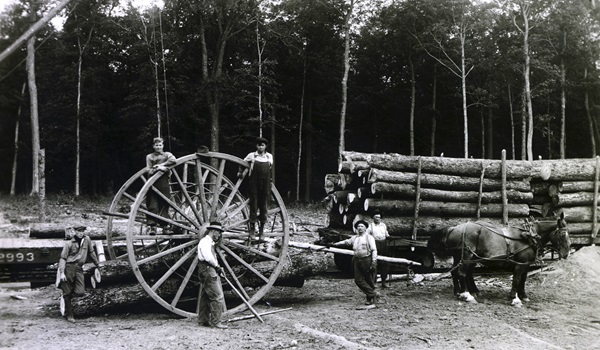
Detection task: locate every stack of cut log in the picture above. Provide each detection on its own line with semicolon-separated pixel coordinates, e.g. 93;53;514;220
324;152;600;245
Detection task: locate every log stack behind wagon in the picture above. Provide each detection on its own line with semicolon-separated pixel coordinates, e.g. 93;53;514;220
321;151;600;271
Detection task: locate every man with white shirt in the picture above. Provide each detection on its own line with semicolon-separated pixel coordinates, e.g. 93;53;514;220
367;211;390;288
238;137;273;240
197;222;227;329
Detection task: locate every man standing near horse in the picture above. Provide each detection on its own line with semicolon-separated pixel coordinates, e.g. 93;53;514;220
367;210;390;288
331;220;380;305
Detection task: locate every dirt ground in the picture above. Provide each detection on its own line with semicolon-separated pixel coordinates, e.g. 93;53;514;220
2;199;600;350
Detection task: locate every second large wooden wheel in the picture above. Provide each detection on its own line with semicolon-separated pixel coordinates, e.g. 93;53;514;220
125;152;289;317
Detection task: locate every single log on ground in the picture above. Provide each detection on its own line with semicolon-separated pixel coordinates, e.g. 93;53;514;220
367;154;533;179
363;198;530;217
367;168;531;192
370;182;533;203
553;192;598;207
29;223;125;239
71;249;331;316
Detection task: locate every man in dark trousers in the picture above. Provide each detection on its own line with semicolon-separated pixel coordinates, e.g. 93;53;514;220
332;220;380;305
197;222;228;329
238;137;273;241
58;229;101;322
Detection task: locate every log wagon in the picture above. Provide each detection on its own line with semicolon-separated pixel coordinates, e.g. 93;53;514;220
322;151;600;274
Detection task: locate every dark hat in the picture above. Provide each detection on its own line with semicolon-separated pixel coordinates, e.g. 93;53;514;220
371;210;382;218
206;221;224;232
256;137;268;145
354;220;369;229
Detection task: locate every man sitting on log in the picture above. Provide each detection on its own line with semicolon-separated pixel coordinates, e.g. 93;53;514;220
58;229;101;323
331;220;380;305
197;222;228;329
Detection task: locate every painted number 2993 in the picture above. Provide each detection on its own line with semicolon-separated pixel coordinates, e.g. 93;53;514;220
0;252;35;263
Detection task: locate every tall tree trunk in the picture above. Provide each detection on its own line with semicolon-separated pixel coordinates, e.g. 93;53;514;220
304;100;312;202
461;32;469;158
430;65;437;157
508;84;515;160
296;59;306;202
338;0;354;164
521;4;534;161
546;92;552;159
256;20;265;137
0;0;76;63
560;58;566;159
75;28;94;196
480;110;485;158
409;54;416;156
521;85;527;160
11;83;26;196
270;108;276;184
27;34;40;196
584;67;597;156
487;107;493;159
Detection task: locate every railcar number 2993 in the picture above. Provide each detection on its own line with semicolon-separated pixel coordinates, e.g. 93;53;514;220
0;252;35;263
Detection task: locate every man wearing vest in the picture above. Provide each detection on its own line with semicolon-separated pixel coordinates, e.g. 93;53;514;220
332;220;380;305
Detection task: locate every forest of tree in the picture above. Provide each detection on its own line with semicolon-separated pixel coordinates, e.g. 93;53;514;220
1;0;600;201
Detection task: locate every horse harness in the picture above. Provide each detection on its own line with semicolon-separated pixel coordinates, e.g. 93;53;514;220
457;221;542;266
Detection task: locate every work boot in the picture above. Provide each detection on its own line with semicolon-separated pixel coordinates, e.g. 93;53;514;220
212;323;229;329
381;281;388;289
258;222;265;241
63;295;75;322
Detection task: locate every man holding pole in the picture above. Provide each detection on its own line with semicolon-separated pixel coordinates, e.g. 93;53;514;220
197;222;228;329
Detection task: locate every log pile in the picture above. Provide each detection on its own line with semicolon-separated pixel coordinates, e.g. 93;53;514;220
324;152;600;245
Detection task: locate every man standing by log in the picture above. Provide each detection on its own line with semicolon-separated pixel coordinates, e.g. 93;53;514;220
197;222;228;329
238;137;273;241
145;137;176;235
367;211;390;288
331;220;379;305
58;229;101;322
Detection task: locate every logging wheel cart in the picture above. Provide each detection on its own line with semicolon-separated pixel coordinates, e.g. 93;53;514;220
104;152;290;317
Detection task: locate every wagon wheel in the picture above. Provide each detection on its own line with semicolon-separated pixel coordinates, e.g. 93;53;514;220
124;152;290;317
105;168;150;260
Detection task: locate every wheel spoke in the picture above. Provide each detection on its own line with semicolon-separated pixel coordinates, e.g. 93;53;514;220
224;240;280;261
209;159;226;221
171;170;204;225
151;247;197;292
220;245;269;284
194;158;210;223
171;258;198;308
137;240;197;265
151;185;200;229
217;250;250;300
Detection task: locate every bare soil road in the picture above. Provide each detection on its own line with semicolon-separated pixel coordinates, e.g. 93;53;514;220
1;198;599;350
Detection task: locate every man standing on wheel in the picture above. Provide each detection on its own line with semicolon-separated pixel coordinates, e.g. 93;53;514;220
145;137;176;235
197;222;228;329
238;137;273;241
58;229;101;322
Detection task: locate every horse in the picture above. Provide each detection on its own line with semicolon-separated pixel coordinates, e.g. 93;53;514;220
427;212;570;307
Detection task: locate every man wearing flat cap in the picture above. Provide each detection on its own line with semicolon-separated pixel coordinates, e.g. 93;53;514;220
238;137;273;241
331;219;379;305
197;222;227;329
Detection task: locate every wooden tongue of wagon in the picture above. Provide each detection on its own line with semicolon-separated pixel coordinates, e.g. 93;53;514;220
102;151;421;318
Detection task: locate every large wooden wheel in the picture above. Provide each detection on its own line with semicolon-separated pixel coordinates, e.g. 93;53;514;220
111;152;289;317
